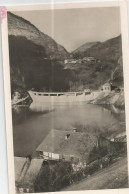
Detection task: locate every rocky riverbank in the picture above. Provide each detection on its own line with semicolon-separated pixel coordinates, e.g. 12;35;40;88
90;91;125;111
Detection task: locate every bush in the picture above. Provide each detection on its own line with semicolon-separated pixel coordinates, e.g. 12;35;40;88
84;160;100;175
34;161;73;192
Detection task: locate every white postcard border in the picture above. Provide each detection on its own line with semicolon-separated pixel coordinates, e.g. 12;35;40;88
1;1;129;194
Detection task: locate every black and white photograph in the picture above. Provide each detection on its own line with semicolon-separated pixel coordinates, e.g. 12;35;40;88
1;1;129;194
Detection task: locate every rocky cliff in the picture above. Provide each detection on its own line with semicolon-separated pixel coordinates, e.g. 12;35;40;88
91;91;125;110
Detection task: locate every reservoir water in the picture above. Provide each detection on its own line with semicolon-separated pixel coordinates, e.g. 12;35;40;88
13;102;118;157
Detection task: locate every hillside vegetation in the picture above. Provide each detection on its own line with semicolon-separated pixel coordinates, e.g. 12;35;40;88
72;35;122;62
72;42;100;58
67;35;123;90
8;12;124;95
62;156;128;191
9;36;72;94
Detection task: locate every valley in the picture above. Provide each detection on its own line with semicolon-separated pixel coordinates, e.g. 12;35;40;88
7;12;123;97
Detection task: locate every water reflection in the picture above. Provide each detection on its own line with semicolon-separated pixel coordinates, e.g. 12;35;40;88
13;102;118;157
29;102;55;112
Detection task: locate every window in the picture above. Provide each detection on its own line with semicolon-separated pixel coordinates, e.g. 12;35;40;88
50;94;57;96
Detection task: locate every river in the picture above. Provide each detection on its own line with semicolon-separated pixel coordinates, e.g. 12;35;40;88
12;102;119;157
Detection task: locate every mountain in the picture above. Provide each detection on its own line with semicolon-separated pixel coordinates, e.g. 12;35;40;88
7;12;69;60
72;35;122;62
72;42;100;58
9;35;72;95
7;12;123;95
67;35;123;90
7;12;72;94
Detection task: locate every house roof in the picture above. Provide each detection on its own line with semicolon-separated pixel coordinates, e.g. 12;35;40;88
23;159;43;185
36;129;96;159
14;157;26;182
103;82;111;87
14;157;43;186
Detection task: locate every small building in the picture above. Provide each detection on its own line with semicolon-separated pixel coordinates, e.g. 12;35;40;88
36;129;96;166
84;89;91;94
107;131;126;143
64;59;77;64
83;57;95;62
114;131;126;142
15;156;43;193
102;82;111;92
111;131;126;143
64;59;68;64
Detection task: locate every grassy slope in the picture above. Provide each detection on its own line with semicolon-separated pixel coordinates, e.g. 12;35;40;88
62;156;128;191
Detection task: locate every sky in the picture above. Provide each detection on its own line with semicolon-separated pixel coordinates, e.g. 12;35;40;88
13;7;121;52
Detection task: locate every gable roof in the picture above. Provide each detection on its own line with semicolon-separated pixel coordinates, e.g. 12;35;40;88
14;157;43;186
23;159;43;186
36;129;96;159
15;157;26;182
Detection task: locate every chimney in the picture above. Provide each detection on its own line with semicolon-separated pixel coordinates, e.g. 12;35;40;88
65;134;70;140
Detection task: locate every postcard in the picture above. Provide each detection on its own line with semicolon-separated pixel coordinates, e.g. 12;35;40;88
0;0;129;193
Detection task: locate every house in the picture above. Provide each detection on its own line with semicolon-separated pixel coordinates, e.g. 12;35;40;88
84;89;91;94
36;129;96;166
108;131;127;143
82;57;95;62
102;82;111;92
114;131;126;142
12;91;21;103
64;59;78;64
14;156;43;193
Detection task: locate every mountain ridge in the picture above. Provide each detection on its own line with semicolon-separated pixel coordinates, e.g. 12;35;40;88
7;12;69;60
72;35;122;62
72;41;101;57
7;12;123;95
